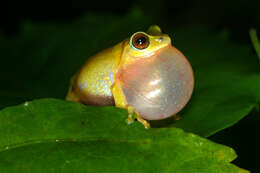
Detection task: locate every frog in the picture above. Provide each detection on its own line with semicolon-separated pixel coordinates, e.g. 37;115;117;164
66;25;194;128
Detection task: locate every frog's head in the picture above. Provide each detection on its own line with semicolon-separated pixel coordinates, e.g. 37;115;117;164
124;25;172;59
118;26;194;121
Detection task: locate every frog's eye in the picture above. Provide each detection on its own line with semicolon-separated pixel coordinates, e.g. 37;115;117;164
130;32;150;50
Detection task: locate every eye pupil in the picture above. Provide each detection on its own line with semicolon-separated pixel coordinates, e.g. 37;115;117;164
131;33;150;50
135;36;147;45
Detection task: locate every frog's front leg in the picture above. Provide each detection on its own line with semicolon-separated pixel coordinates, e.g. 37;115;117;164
111;81;150;129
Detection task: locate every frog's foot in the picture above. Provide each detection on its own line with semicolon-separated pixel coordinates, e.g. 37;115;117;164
172;114;181;121
136;114;150;129
126;106;135;124
65;75;80;102
126;106;150;129
66;87;80;102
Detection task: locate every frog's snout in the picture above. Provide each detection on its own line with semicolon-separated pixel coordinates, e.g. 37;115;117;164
155;35;171;45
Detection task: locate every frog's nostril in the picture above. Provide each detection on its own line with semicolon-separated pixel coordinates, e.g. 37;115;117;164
156;37;164;42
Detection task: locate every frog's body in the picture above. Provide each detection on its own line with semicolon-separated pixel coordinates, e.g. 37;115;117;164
66;26;194;128
66;42;123;105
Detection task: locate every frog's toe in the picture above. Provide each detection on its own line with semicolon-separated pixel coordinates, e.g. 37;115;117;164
136;115;151;129
125;117;135;124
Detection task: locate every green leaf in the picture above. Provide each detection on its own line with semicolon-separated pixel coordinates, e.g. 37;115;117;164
0;11;259;138
0;98;249;173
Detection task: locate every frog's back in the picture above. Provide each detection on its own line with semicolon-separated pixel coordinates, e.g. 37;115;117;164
66;42;123;105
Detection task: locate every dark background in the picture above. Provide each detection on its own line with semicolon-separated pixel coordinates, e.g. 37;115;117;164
3;0;260;43
2;0;259;172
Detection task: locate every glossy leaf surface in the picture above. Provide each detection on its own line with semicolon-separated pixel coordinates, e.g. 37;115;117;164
0;99;249;173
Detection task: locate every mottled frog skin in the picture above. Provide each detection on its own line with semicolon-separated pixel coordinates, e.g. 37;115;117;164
66;25;194;128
